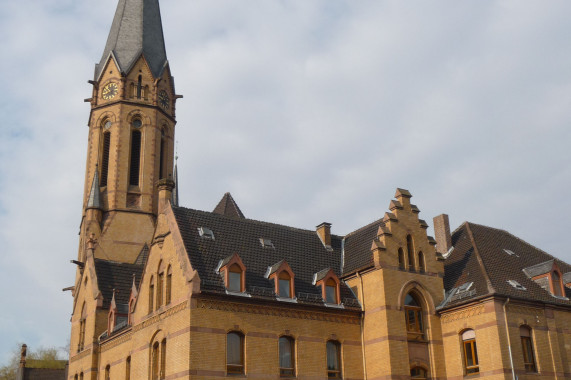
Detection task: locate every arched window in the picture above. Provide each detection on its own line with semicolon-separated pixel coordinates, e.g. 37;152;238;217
157;271;164;309
78;302;86;352
137;75;142;99
520;326;536;372
325;278;338;304
404;293;424;340
129;118;142;187
159;129;167;180
279;336;295;377
74;374;78;380
411;367;427;379
104;365;110;380
227;332;245;374
166;266;172;305
100;120;111;187
418;252;425;273
278;271;292;298
148;276;154;314
407;235;415;271
398;248;405;270
79;372;83;380
228;264;243;293
161;339;167;379
151;341;160;380
125;356;131;380
552;271;562;296
326;340;341;379
462;329;479;374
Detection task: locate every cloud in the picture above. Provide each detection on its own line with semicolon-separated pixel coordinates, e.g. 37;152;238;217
1;0;571;365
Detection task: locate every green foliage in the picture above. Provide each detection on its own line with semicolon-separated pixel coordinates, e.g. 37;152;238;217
0;344;67;380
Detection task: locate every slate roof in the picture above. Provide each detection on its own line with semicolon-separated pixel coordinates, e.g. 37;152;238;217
342;218;385;275
95;0;168;80
441;222;571;309
171;206;358;308
213;192;245;220
22;368;66;380
94;259;144;309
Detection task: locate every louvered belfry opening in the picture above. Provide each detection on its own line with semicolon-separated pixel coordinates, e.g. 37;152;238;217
129;130;141;186
159;136;165;179
100;132;111;187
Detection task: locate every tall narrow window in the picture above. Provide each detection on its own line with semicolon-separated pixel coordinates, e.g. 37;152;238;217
159;132;166;180
157;272;164;309
418;252;425;273
325;278;338;304
105;365;110;380
129;129;142;186
125;356;131;380
279;272;292;298
407;235;415;271
326;340;341;379
404;293;424;340
462;330;479;374
78;303;86;352
520;326;536;372
151;342;159;380
166;266;172;305
137;75;142;99
279;336;295;377
161;339;167;379
227;332;244;374
398;248;405;270
148;277;154;314
100;129;111;187
79;373;83;380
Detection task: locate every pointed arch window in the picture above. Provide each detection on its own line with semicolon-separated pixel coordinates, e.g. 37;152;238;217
326;340;342;379
157;271;164;309
398;248;405;270
159;129;167;180
104;365;110;380
520;326;536;372
151;341;159;380
79;373;83;380
137;75;142;99
227;332;245;374
148;276;154;314
411;367;427;379
78;302;86;352
125;356;131;380
166;266;172;305
407;235;415;271
462;329;479;374
418;252;425;273
100;120;111;187
161;339;167;379
129;118;142;187
404;292;424;340
279;336;295;377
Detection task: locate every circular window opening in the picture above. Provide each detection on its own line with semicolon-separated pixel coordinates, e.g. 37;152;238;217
103;120;112;130
131;119;142;129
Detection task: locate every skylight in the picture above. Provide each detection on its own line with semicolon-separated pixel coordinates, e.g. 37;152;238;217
260;238;275;249
507;280;526;291
503;249;519;257
198;227;214;240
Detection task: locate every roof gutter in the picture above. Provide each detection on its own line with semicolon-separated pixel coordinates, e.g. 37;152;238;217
503;297;516;380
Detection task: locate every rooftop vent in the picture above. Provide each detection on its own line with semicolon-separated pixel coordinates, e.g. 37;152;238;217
198;227;215;240
507;280;526;291
503;249;519;257
260;238;275;249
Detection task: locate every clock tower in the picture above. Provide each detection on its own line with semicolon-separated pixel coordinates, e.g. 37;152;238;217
79;0;180;264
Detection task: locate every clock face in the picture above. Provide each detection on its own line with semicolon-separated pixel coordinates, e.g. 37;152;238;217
158;90;170;110
102;82;118;100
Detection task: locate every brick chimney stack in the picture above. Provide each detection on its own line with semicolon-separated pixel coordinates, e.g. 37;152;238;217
316;222;332;248
433;214;452;254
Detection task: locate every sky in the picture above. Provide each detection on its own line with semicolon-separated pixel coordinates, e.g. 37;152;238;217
0;0;570;365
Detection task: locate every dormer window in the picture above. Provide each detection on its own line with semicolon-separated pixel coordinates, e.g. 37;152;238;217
552;271;562;296
217;254;246;293
313;268;341;305
523;260;566;297
266;260;295;299
198;227;215;240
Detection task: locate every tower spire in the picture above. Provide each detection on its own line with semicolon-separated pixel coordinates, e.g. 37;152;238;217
95;0;168;80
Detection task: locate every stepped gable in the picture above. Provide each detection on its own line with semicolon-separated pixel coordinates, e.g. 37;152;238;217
441;222;571;308
213;192;245;219
342;219;384;276
171;206;357;307
94;259;144;308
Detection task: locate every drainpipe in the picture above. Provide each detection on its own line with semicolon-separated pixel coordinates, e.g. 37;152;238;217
357;272;368;380
503;298;516;380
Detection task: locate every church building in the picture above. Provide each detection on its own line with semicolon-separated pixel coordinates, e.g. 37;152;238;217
67;1;571;379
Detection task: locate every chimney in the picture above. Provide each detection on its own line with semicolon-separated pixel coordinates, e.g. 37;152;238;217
316;222;332;248
433;214;452;254
19;344;27;368
157;178;175;214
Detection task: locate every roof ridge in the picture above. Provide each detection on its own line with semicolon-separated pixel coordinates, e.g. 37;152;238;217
344;217;384;238
465;222;496;294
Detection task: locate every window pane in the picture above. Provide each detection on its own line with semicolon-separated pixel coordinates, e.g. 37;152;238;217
465;342;474;366
279;337;293;369
227;333;243;366
326;341;339;371
228;271;241;292
326;285;337;304
279;279;291;298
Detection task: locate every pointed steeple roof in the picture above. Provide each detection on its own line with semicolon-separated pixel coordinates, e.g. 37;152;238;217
95;0;168;80
87;168;102;209
213;192;245;220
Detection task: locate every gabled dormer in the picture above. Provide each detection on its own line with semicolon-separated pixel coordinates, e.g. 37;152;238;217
313;268;341;305
523;260;566;297
266;260;295;299
216;253;247;293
